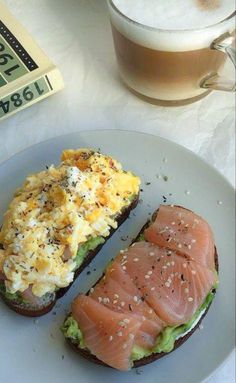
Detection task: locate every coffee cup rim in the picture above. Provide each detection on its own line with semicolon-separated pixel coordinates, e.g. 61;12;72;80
108;0;236;33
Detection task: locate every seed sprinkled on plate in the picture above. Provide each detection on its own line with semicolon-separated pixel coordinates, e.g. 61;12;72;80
188;244;192;250
147;270;153;275
151;287;155;291
133;258;139;262
122;266;126;270
191;270;196;275
183;263;187;268
184;288;189;294
114;293;119;299
178;244;182;248
123;318;130;324
117;331;123;337
129;333;135;340
120;301;125;307
171;222;175;225
149;252;155;256
145;274;150;279
133;296;138;302
191;239;196;243
109;335;113;341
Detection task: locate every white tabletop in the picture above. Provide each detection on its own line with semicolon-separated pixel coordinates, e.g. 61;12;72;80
1;1;235;382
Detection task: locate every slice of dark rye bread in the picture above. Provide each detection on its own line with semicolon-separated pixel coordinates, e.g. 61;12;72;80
64;206;219;369
0;194;139;317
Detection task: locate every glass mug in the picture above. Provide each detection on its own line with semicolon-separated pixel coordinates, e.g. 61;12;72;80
107;1;235;106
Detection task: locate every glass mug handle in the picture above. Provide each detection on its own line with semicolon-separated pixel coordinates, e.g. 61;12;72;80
200;32;236;92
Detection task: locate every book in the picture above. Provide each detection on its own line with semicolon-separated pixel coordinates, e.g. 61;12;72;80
0;1;64;121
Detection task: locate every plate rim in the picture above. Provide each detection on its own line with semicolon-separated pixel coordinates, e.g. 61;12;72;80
0;129;235;191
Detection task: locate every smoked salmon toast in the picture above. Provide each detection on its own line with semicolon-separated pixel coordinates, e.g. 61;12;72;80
0;149;140;317
62;205;218;371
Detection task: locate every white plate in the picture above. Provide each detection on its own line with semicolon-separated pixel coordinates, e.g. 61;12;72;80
0;130;235;383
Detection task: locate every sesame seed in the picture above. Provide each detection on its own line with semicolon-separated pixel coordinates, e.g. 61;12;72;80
149;252;155;256
171;261;175;266
113;300;118;304
147;270;153;275
122;266;127;270
188;297;193;302
133;296;138;302
165;282;170;287
188;245;192;250
151;287;155;291
142;316;146;321
167;262;171;266
162;265;167;269
129;333;135;340
183;263;187;268
120;301;125;307
114;294;119;299
191;270;196;275
120;250;125;254
180;220;185;224
178;244;182;248
117;331;123;337
191;239;196;243
123;319;130;324
184;288;189;294
171;222;175;225
90;287;94;293
98;297;102;303
145;275;150;279
194;219;199;224
119;321;125;327
109;336;113;341
133;258;139;262
122;255;127;259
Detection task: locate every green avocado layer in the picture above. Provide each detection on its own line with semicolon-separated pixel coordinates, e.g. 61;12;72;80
61;290;216;361
75;236;105;269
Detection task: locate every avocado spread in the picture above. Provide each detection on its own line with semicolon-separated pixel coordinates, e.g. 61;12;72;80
61;290;215;361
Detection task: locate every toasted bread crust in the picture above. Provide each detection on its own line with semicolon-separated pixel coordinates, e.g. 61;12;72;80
0;195;139;317
64;206;219;369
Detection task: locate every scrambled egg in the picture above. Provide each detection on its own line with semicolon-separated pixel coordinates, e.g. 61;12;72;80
0;149;140;297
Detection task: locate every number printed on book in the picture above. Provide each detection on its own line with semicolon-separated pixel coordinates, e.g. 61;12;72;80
0;77;51;119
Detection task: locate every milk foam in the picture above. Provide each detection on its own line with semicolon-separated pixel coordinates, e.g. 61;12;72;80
109;0;235;51
112;0;235;30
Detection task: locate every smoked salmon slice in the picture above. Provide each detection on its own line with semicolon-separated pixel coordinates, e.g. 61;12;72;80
71;295;142;371
144;205;215;269
89;261;165;349
115;242;216;325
